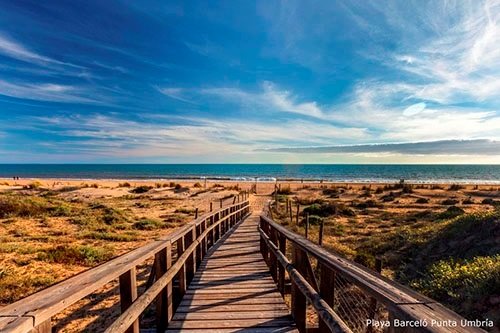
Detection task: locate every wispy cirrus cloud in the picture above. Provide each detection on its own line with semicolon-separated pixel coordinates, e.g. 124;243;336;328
197;81;325;118
156;87;198;104
0;33;82;69
0;79;104;104
384;0;500;104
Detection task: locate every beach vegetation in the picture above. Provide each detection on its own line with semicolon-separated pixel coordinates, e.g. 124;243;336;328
24;181;43;190
437;206;465;219
193;182;202;188
448;184;464;191
130;185;152;194
415;197;429;204
277;186;292;195
118;182;131;187
0;195;73;218
82;231;138;242
37;245;113;266
174;207;195;214
441;198;459;205
133;218;164;230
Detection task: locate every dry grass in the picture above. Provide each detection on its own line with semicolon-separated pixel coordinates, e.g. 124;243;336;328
0;181;242;306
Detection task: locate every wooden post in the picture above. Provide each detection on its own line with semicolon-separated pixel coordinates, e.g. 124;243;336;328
318;263;335;333
233;196;236;204
269;227;278;282
367;258;383;333
318;219;324;246
305;213;309;239
195;224;202;267
176;237;186;300
155;245;173;332
195;207;198;219
278;234;286;295
259;218;269;263
32;318;51;333
184;228;196;284
291;245;307;332
119;267;139;333
210;202;213;212
296;203;300;226
201;219;207;258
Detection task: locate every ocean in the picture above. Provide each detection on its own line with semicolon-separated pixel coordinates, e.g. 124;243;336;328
0;164;499;184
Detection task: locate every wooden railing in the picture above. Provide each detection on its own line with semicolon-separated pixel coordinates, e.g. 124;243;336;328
0;198;251;333
259;214;486;333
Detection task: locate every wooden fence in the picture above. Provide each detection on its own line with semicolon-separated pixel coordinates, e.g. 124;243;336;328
259;214;486;333
0;199;250;333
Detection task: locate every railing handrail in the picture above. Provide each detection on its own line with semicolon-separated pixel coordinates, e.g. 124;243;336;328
0;199;250;333
259;214;486;333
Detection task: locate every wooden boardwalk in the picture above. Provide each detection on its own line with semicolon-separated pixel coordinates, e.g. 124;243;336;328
166;212;298;332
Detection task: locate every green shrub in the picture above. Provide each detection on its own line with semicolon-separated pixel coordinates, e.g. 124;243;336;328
133;218;164;230
175;207;195;214
322;188;339;197
102;207;128;225
130;185;152;194
412;255;500;320
25;181;43;189
277;186;292;195
482;198;498;205
448;184;464;191
119;182;131;188
462;197;474;205
416;197;429;204
437;206;465;219
302;214;322;225
381;192;396;202
0;195;72;218
38;245;113;266
303;203;331;217
83;231;137;242
355;200;380;209
442;198;459;205
193;182;202;188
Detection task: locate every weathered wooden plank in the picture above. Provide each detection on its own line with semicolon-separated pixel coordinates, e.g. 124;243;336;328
167;318;295;329
119;268;139;333
179;294;286;302
173;311;291;320
166;328;298;333
175;304;289;312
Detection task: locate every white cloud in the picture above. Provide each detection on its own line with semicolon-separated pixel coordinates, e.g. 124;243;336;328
156;87;197;104
199;81;325;119
0;79;103;104
0;33;82;69
403;102;426;116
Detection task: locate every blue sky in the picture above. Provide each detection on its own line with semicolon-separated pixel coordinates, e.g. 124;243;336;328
0;0;499;163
